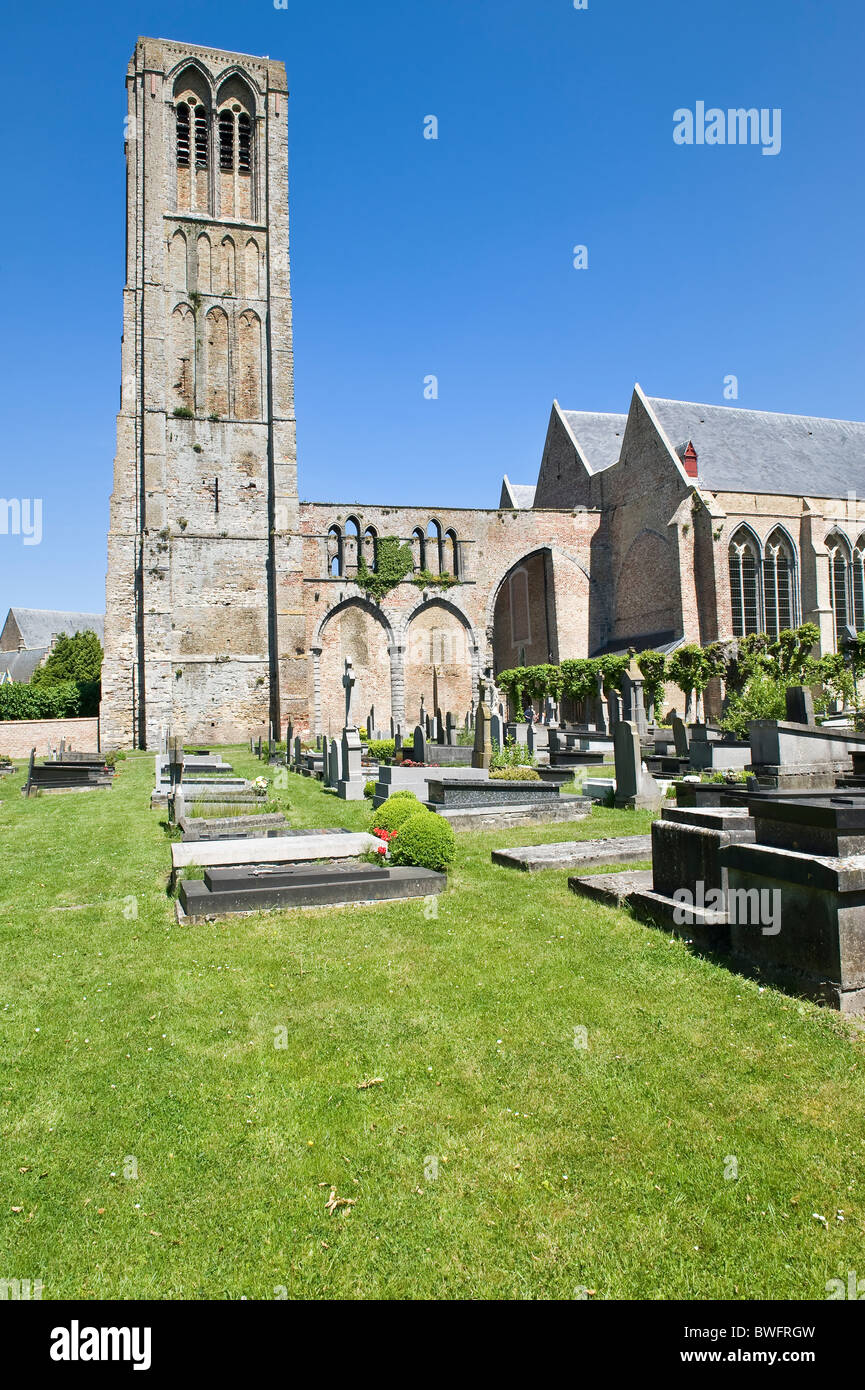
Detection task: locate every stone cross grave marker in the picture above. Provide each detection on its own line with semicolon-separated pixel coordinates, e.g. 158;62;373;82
343;658;356;730
472;675;493;770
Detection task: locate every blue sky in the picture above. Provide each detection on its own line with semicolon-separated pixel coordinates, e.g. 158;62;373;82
1;0;863;613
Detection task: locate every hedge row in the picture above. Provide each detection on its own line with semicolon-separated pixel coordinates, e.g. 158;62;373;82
0;680;100;721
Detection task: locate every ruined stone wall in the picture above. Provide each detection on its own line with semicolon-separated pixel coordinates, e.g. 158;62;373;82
280;503;601;736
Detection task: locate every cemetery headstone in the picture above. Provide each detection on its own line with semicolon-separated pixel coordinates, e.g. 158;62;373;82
338;727;365;799
490;713;503;751
671;713;690;758
343;658;356;728
785;685;815;726
445;711;456;746
321;737;331;788
413;725;428;764
595;671;607;735
613;720;662;811
293;736;302;768
329;739;340;788
472;676;494;770
623;656;648;737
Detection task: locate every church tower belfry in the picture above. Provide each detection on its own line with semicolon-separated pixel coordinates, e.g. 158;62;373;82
101;37;297;748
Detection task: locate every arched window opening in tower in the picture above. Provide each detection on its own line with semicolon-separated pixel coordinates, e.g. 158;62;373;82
194;106;209;167
238;114;252;172
219;111;234;171
176;102;191;167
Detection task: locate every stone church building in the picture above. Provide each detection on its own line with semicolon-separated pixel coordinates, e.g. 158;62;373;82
100;38;865;748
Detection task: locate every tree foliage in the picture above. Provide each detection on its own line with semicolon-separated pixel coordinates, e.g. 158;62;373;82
31;630;103;686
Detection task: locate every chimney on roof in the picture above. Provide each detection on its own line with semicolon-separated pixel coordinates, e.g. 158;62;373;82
682;440;698;479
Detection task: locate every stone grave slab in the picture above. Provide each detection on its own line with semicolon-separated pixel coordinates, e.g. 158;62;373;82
171;830;376;875
492;835;652;872
568;869;653;905
179;862;446;920
178;812;291;842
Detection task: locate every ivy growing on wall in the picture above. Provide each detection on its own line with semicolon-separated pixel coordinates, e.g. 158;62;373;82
411;569;460;591
355;536;415;602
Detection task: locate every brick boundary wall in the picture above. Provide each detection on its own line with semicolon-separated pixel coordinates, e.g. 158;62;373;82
0;717;100;759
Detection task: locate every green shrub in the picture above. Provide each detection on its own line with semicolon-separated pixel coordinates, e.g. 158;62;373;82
489;766;540;781
372;792;421;833
720;670;786;741
390;809;455;872
389;789;419;800
490;736;535;771
363;780;376;799
0;680;94;721
366;738;395;762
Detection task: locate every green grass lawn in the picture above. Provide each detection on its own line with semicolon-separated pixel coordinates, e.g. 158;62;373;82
1;746;864;1300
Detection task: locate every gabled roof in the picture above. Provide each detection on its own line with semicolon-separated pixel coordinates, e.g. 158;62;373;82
499;476;536;509
558;408;628;474
1;609;104;651
0;648;48;683
645;397;865;498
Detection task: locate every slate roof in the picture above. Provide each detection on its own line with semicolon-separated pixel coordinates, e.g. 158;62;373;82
1;609;104;651
591;632;683;658
646;397;865;498
0;649;48;683
499;476;536;509
558;409;628;474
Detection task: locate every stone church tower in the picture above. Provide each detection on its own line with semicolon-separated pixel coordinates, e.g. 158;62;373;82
101;38;298;748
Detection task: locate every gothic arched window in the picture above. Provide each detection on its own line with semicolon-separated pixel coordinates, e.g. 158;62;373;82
327;526;343;578
176;102;191;167
728;528;761;637
173;68;212;215
238;114;252;172
826;532;852;646
426;520;443;575
363;527;378;571
853;537;865;634
444;528;459;578
216;75;255;219
411;527;426;572
763;529;797;638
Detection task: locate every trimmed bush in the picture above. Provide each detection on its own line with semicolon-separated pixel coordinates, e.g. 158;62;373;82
389;789;419;800
371;792;421;833
390;809;455;872
366;738;395;762
363;780;376;799
489;766;541;781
